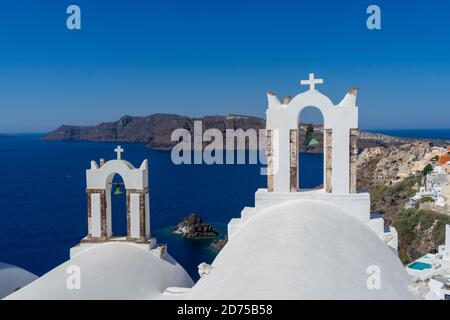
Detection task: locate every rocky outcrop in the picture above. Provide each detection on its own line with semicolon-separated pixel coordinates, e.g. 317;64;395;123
210;237;228;252
172;213;219;239
357;142;443;187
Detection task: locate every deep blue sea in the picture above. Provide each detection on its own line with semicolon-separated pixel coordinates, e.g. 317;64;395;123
0;134;324;281
368;129;450;140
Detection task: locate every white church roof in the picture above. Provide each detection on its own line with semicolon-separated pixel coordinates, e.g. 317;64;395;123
5;242;194;300
188;200;415;300
0;262;38;299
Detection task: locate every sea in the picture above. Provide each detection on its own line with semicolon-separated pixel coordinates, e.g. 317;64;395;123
0;129;449;281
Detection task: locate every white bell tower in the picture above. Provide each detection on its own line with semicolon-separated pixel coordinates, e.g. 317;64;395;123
266;73;360;194
228;74;399;254
84;146;151;242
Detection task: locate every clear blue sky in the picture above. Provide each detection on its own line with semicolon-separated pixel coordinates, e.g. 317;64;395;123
0;0;449;132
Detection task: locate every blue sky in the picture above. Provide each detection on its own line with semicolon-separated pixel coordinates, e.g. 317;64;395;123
0;0;449;132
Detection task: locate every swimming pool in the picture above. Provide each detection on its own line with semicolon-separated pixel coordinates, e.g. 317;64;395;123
408;261;433;271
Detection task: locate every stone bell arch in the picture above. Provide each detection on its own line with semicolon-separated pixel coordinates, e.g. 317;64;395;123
266;74;359;195
84;146;151;242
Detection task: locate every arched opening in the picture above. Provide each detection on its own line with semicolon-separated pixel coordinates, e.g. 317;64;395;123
109;174;127;237
297;107;324;190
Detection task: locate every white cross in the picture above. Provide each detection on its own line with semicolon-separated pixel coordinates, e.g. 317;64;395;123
300;73;324;91
114;146;124;160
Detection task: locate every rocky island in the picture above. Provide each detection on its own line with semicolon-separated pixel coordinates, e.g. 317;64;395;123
43;113;265;150
172;213;219;239
42;113;450;151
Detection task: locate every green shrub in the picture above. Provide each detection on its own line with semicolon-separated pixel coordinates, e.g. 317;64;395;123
393;208;450;264
432;216;450;245
393;208;420;244
419;196;435;204
422;164;433;176
419;210;437;230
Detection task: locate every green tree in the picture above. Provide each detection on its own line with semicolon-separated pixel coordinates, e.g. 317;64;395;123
422;164;433;176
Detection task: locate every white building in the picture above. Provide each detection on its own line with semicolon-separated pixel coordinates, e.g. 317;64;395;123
5;74;415;300
408;164;448;208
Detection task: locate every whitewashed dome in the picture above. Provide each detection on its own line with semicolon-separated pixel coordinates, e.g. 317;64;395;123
5;242;194;300
0;262;38;299
189;200;415;300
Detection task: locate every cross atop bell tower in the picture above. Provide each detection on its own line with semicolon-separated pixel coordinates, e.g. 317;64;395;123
300;73;324;91
114;146;124;160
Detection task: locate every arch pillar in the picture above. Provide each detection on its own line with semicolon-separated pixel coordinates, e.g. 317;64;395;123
325;129;333;193
266;129;274;192
126;188;150;241
87;189;108;241
349;129;360;194
290;129;298;192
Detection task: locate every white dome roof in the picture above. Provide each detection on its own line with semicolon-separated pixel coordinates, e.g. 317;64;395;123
5;242;194;300
0;262;38;299
189;200;415;300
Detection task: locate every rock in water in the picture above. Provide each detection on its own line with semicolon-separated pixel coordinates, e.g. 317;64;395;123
210;236;228;252
172;213;219;239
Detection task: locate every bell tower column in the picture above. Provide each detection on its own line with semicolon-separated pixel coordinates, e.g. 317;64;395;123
266;129;274;192
290;129;298;192
349;129;360;194
324;129;333;193
127;188;150;241
86;189;107;240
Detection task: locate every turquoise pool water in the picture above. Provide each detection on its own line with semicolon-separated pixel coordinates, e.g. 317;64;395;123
408;261;433;271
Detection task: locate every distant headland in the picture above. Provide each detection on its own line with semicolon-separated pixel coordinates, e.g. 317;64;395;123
42;113;450;152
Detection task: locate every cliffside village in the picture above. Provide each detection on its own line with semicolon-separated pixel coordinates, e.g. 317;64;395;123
407;146;450;213
404;146;450;299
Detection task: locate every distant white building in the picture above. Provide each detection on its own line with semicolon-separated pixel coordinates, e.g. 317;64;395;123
408;164;448;208
5;75;415;300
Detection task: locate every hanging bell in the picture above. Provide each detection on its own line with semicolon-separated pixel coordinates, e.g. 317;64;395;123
113;183;123;196
304;125;319;147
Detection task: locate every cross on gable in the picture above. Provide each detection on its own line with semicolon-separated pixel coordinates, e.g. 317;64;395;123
300;73;324;91
115;146;124;160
